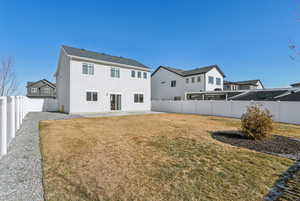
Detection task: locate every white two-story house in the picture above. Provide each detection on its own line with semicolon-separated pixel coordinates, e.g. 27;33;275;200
55;45;151;114
151;65;225;100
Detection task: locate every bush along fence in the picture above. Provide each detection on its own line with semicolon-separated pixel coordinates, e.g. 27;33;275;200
151;100;300;125
0;96;58;158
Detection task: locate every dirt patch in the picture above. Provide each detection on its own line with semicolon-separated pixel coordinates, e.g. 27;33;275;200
212;131;300;159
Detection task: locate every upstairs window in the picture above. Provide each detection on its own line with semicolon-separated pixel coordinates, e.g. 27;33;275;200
143;72;147;79
192;77;195;83
86;91;98;101
186;78;189;84
138;71;142;78
111;67;120;78
41;88;50;94
82;63;94;75
31;88;37;93
208;76;214;84
216;78;221;85
134;94;144;103
131;70;135;78
171;80;176;87
197;76;201;82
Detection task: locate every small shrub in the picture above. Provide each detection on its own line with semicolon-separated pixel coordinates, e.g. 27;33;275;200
241;104;273;140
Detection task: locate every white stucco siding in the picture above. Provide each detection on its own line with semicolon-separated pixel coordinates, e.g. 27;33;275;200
205;68;223;91
151;68;185;100
56;50;70;113
69;60;150;113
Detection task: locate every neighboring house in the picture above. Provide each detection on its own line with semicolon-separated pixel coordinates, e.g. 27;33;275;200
26;79;56;98
151;65;225;100
55;45;151;114
223;80;264;91
291;82;300;88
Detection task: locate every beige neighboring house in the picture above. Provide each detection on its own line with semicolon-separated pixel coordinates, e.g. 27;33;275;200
223;79;264;91
26;79;56;99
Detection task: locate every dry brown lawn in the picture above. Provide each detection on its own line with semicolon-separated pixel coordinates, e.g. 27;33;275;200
39;113;300;201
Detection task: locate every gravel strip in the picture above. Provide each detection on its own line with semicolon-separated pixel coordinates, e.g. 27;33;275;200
0;112;81;201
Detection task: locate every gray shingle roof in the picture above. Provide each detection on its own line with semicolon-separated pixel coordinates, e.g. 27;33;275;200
229;90;289;101
275;91;300;101
224;80;261;86
27;79;56;88
291;82;300;87
152;65;225;77
62;45;149;69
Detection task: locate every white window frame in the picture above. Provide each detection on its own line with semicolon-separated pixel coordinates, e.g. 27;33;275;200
197;76;201;82
131;70;136;78
41;87;50;94
186;78;189;84
82;63;94;75
216;78;221;86
171;80;176;87
86;91;98;102
31;88;37;93
191;77;195;83
134;93;144;103
208;76;214;84
143;72;147;79
111;67;120;78
137;71;142;78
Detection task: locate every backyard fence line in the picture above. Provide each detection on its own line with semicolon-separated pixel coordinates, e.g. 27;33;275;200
151;100;300;125
0;96;58;158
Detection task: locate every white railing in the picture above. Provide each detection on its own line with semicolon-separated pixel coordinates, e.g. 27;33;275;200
151;100;300;125
0;96;58;157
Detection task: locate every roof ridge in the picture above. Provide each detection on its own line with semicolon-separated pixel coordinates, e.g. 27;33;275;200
61;45;149;69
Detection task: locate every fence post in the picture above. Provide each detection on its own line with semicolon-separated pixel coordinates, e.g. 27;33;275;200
19;96;22;125
15;96;20;130
1;97;7;156
10;97;15;139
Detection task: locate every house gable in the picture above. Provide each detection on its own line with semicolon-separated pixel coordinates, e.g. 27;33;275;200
151;65;225;78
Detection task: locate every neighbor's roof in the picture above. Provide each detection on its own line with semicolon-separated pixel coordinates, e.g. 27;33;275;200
291;82;300;87
152;65;225;77
224;79;261;86
229;89;289;101
275;91;300;101
27;79;56;88
62;45;149;69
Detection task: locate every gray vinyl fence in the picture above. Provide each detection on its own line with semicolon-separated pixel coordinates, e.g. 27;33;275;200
151;100;300;125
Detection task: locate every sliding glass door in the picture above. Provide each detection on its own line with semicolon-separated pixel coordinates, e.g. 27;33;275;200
110;94;121;111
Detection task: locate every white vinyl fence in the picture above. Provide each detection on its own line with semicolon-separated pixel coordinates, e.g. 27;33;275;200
0;96;58;157
152;100;300;125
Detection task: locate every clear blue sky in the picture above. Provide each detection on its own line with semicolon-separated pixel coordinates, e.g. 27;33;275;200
1;0;300;94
